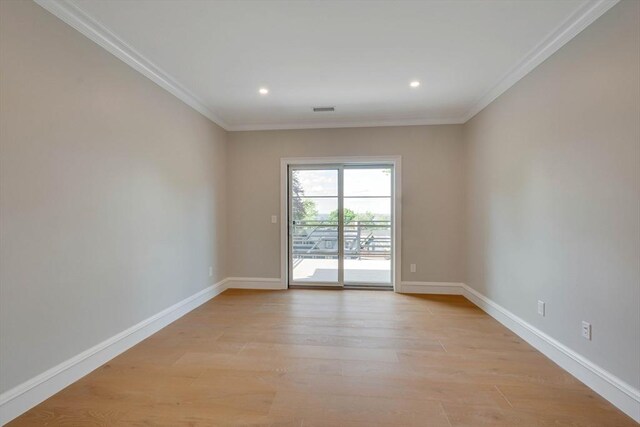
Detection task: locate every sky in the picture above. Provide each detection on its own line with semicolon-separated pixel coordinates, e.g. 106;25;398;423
293;168;391;215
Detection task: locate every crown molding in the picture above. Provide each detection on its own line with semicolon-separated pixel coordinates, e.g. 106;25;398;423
461;0;620;123
226;116;464;132
33;0;230;130
35;0;618;132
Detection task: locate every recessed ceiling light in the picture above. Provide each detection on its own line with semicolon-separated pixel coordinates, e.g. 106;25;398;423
259;87;269;95
410;81;420;88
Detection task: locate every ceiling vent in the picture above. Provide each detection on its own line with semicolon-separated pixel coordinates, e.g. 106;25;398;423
313;106;335;112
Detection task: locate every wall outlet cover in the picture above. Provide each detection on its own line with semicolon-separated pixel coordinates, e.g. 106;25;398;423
581;321;592;340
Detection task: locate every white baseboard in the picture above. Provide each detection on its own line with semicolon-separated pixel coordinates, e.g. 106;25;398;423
398;281;464;295
0;279;229;425
226;277;286;290
461;284;640;423
2;279;637;424
395;280;639;421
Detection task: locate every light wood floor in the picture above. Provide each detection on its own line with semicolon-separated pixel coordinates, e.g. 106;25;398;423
10;289;636;426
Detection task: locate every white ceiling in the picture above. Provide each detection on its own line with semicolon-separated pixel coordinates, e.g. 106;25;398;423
39;0;617;130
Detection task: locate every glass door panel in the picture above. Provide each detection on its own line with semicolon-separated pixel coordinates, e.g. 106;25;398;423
289;168;341;285
343;167;392;286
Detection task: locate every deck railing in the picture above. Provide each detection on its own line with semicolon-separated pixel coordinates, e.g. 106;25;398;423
291;220;391;259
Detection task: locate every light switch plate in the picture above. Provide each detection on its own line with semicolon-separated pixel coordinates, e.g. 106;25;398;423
537;300;545;316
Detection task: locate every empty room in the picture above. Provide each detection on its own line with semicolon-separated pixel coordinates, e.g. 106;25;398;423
0;0;638;425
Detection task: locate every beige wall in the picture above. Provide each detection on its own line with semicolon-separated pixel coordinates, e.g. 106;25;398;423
0;0;227;393
227;125;466;282
464;0;639;388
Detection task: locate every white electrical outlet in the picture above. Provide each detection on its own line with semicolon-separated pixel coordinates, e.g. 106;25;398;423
410;264;416;273
271;215;278;224
581;321;592;340
537;300;545;317
209;266;213;277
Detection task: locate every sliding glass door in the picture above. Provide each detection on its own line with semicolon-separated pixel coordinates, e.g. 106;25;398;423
288;164;393;288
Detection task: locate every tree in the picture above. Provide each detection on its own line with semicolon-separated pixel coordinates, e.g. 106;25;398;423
355;211;375;222
329;208;357;224
302;199;318;220
291;171;305;221
291;171;318;221
328;209;377;224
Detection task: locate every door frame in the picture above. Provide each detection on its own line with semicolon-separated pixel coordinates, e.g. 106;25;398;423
280;156;402;291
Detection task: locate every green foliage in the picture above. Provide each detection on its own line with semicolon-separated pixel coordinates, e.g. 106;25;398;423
328;208;375;224
291;172;319;221
291;171;306;221
302;199;318;220
354;211;375;222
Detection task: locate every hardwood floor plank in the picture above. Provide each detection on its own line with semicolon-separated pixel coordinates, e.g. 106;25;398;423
7;289;636;426
218;330;445;351
239;342;400;363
